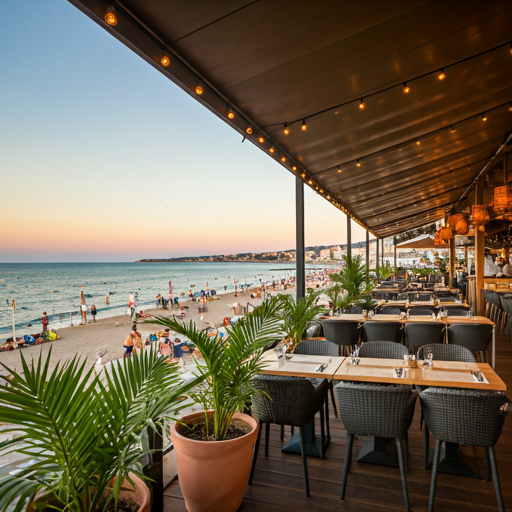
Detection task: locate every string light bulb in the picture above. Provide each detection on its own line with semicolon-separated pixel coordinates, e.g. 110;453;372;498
269;147;274;153
416;139;421;145
301;173;306;178
359;99;365;110
308;180;313;185
160;52;170;67
258;136;265;143
450;125;455;132
284;124;289;135
356;159;361;167
403;82;410;94
226;109;235;119
301;120;307;131
482;113;487;121
292;166;297;171
195;85;203;95
438;69;445;80
281;156;286;162
105;6;118;26
327;195;330;200
509;103;512;112
246;127;253;134
337;166;342;173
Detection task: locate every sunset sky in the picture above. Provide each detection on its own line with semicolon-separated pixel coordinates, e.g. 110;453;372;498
0;1;372;263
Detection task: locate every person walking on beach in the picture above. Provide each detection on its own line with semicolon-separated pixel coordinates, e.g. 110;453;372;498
123;330;134;358
41;312;49;333
90;305;97;322
156;294;162;308
81;304;87;325
106;294;110;305
132;325;143;352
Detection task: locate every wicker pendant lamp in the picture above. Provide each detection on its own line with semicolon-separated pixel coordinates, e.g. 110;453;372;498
472;205;490;226
494;154;512;215
439;226;454;240
447;213;469;235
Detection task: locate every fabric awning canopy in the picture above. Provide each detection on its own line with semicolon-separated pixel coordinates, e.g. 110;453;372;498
397;236;447;250
68;0;512;237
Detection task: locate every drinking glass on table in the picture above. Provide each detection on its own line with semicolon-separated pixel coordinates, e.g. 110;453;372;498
275;347;285;367
423;347;433;368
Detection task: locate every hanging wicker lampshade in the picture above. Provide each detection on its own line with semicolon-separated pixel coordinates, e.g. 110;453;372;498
494;184;512;215
454;217;469;235
434;231;444;246
472;205;490;226
439;226;454;240
447;213;463;228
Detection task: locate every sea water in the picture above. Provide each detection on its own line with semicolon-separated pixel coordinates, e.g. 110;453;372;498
0;262;323;339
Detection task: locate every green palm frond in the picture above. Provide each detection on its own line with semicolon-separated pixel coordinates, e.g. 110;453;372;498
0;347;204;512
146;296;285;440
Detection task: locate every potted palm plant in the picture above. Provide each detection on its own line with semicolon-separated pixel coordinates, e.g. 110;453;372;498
147;298;284;512
0;347;203;512
278;291;327;349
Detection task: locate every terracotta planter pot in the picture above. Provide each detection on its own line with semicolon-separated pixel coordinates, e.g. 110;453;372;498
171;411;259;512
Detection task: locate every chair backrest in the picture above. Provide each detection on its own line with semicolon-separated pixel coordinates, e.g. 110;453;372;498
345;305;363;314
417;293;432;301
358;340;409;359
404;323;445;349
379;307;403;315
443;308;470;317
420;387;510;446
418;343;476;362
335;381;417;438
362;321;402;343
486;291;501;309
321;319;360;346
407;308;436;316
447;323;494;352
499;295;512;315
251;375;325;427
294;338;339;356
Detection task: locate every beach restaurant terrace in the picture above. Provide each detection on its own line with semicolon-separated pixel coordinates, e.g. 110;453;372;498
64;2;512;510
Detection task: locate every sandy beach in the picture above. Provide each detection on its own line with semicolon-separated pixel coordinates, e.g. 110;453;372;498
0;288;289;375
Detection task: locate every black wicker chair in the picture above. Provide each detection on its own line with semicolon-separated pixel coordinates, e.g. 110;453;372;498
447;323;494;363
362;321;402;343
499;295;512;340
334;382;417;512
416;344;476;468
294;338;339;424
420;388;510;512
249;375;328;496
404;322;445;350
321;319;361;354
407;308;436;316
417;293;433;301
379;307;404;315
358;340;409;359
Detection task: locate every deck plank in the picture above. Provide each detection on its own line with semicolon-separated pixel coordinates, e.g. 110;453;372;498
164;333;512;511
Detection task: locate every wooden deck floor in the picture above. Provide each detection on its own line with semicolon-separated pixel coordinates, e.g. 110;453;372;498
164;333;512;512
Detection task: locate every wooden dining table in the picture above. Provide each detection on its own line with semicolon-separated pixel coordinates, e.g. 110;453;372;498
326;314;497;368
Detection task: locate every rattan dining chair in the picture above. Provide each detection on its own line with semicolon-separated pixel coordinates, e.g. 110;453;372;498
404;322;445;351
250;375;328;497
321;319;361;354
294;338;339;425
407;308;437;316
379;307;404;315
362;321;403;343
334;382;417;512
499;294;512;340
416;344;476;468
420;387;510;512
418;293;433;301
358;340;409;359
447;323;493;363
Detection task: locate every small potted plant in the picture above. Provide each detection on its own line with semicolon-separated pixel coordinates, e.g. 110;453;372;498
147;297;284;512
278;291;327;350
0;347;203;512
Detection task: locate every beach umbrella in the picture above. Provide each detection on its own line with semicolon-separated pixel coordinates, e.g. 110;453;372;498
80;290;86;324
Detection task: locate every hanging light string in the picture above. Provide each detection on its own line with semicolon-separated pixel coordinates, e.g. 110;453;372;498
329;100;512;172
262;40;512;130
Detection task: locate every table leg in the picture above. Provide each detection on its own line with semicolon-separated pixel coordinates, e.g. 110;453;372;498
437;442;479;479
356;437;398;467
281;416;330;458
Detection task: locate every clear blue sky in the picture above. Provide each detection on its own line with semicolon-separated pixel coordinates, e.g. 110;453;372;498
0;1;370;262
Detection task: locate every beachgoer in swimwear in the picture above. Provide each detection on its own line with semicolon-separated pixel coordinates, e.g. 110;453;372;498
90;305;97;322
123;330;134;358
41;312;49;332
